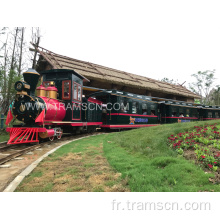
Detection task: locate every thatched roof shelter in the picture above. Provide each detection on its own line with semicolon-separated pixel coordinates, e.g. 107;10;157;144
34;45;200;102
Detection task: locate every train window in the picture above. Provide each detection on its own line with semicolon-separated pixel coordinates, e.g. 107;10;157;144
186;109;190;117
142;103;147;115
192;109;197;117
208;112;213;118
171;107;177;117
150;104;155;110
132;102;138;114
73;83;77;100
62;80;71;100
179;113;184;117
151;110;155;115
78;85;82;101
150;104;156;115
120;98;128;113
73;82;82;102
172;112;177;117
120;98;124;112
215;112;219;118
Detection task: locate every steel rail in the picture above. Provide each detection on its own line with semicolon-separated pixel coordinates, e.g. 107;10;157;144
0;142;8;151
0;142;25;152
0;144;40;165
0;131;104;165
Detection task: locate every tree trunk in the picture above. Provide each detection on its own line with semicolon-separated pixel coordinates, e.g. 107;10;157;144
32;36;40;69
5;27;19;114
10;27;18;71
18;28;24;76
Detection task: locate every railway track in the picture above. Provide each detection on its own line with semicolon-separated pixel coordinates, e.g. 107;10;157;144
0;141;21;152
0;132;105;166
0;144;41;165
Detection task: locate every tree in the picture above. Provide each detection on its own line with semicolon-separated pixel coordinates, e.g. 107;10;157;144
189;70;215;105
161;77;178;85
209;86;220;106
0;27;43;115
18;27;25;76
31;27;41;69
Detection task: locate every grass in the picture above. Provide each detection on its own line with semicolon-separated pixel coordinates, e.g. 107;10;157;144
0;130;9;142
0;116;20;142
0;115;24;142
16;120;220;192
103;120;220;191
16;135;129;192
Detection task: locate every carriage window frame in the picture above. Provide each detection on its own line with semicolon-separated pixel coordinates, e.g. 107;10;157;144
142;103;147;115
171;107;177;117
192;108;198;118
132;101;139;114
77;85;82;101
72;82;82;102
186;109;190;117
208;111;213;118
120;97;129;113
62;80;71;100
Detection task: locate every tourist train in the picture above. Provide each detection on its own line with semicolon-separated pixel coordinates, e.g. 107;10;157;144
5;69;220;144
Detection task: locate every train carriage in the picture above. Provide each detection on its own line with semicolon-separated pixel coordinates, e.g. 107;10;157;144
159;100;199;123
199;105;220;120
88;90;159;129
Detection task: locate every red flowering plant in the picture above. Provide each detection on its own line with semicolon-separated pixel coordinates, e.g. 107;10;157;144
168;124;220;172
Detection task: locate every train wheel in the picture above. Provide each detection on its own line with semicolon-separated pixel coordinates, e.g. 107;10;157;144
57;128;63;139
49;136;54;141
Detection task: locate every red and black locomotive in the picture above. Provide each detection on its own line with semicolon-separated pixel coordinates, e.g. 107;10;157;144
6;68;103;144
5;68;220;145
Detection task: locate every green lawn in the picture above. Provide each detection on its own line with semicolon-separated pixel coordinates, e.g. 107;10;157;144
16;120;220;192
16;135;129;192
0;118;23;142
0;131;9;142
103;120;220;191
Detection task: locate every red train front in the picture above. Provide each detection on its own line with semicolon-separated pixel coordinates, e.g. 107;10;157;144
6;69;103;144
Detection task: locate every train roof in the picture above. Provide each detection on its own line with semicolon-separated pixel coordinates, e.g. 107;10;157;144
199;105;220;110
89;89;153;101
40;69;90;82
89;89;220;109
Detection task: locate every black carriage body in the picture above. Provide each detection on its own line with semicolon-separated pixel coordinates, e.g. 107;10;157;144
199;106;220;120
159;101;200;123
89;90;159;128
81;97;102;123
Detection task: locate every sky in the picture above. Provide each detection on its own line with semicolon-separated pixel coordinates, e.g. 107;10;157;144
2;0;220;89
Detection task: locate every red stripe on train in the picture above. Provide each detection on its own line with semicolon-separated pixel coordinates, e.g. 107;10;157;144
162;117;198;119
101;124;159;128
107;113;157;118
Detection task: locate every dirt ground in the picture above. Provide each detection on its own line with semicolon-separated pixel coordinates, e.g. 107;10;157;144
0;135;94;192
15;137;130;192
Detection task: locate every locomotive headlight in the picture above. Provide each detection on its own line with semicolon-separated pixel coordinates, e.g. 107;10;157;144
15;81;24;91
16;82;23;90
14;81;30;92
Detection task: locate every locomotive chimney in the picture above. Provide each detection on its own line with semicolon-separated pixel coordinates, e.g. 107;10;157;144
23;68;40;96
